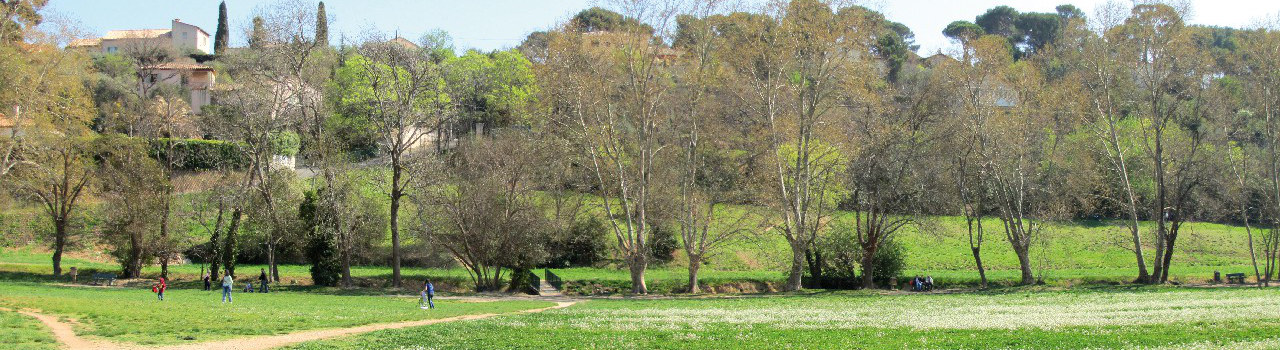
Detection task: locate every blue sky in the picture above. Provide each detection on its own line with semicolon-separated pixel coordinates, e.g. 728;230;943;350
45;0;1280;54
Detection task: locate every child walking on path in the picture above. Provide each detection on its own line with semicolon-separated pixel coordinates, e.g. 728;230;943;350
419;280;435;309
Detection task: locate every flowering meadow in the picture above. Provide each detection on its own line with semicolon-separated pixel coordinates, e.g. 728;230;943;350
289;287;1280;349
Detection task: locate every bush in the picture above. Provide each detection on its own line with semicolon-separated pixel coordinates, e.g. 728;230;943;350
148;138;249;171
543;216;610;268
648;223;678;266
869;240;906;287
813;228;906;289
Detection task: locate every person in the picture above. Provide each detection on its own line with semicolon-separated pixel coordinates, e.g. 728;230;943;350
222;274;234;303
258;268;269;293
419;279;435;309
925;275;934;292
910;276;919;291
202;272;211;291
244;282;254;293
69;267;78;283
152;277;167;301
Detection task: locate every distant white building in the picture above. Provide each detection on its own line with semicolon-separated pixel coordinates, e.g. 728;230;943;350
69;19;212;54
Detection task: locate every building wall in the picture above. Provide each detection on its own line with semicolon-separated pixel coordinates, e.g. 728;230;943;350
170;20;209;54
99;37;169;54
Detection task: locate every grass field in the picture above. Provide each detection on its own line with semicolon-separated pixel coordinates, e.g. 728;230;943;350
0;282;553;346
285;287;1280;349
2;187;1269;294
0;309;59;350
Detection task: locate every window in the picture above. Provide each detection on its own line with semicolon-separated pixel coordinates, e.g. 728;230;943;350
107;46;117;53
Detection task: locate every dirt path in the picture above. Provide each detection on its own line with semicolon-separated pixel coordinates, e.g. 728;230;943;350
1;307;118;349
3;300;578;350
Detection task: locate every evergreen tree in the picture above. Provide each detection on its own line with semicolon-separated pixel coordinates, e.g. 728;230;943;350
316;1;329;46
250;16;265;49
301;190;342;287
214;1;229;54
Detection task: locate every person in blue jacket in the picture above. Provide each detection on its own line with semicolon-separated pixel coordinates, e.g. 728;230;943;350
419;280;435;309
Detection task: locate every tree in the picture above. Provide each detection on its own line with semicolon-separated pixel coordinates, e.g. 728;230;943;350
940;35;1010;288
667;3;757;294
315;1;328;47
5;30;96;276
1115;4;1213;283
1068;4;1152;283
716;1;880;291
214;1;229;55
97;135;167;278
332;34;452;288
0;0;46;44
414;132;550;291
539;0;680;294
250;16;266;50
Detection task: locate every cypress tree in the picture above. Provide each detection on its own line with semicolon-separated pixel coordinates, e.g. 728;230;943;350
316;1;329;46
250;16;265;49
214;1;229;54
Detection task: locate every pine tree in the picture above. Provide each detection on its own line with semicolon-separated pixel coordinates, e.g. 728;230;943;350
214;1;229;54
316;2;329;47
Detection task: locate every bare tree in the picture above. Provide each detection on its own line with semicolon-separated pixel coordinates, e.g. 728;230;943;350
539;0;680;294
414;132;550;291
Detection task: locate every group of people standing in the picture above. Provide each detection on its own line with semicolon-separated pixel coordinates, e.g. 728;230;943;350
192;268;271;304
151;269;441;310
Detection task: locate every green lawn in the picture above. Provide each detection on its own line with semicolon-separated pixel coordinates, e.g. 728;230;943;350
0;309;59;350
0;282;553;346
287;286;1280;349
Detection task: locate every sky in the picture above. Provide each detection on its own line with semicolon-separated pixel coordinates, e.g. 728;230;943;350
44;0;1280;55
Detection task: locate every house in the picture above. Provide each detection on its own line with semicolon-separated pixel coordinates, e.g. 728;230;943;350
922;52;957;69
69;19;211;54
140;61;217;113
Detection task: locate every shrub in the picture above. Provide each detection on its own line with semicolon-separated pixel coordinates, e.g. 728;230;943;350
148;138;249;171
648;223;678;266
870;240;906;287
543;216;610;268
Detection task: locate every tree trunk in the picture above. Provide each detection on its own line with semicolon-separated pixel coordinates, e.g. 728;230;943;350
266;239;278;282
629;253;648;294
785;240;805;291
159;198;170;279
1159;228;1179;283
805;246;824;287
1015;245;1034;285
52;219;66;276
224;208;242;278
124;233;143;278
687;255;701;294
860;246;877;289
971;246;987;288
390;168;403;288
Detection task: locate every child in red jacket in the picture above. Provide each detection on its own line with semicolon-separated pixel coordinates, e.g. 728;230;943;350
152;278;167;301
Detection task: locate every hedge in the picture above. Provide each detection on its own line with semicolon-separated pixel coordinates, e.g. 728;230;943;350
148;138;250;171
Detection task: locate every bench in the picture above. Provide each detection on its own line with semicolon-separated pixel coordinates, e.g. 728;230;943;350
1225;273;1246;284
91;273;117;286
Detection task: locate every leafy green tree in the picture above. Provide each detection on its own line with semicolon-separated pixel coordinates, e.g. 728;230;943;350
445;50;538;130
97;135;168;278
0;0;45;43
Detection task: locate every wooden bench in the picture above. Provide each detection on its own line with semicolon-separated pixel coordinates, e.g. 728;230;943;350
1225;273;1246;284
91;273;117;286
